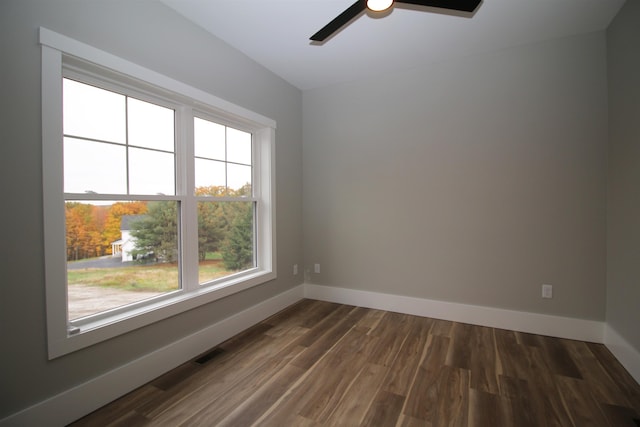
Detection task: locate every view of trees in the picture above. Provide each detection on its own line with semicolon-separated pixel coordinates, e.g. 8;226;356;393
66;202;106;261
195;184;254;270
102;201;148;250
66;201;147;261
65;185;254;271
130;201;179;263
221;204;254;270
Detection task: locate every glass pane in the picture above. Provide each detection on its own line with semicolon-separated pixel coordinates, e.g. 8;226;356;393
63;78;126;144
128;147;175;195
197;201;255;285
195;158;226;191
66;200;180;321
128;98;175;152
194;117;225;160
227;163;252;195
64;137;127;194
227;127;252;165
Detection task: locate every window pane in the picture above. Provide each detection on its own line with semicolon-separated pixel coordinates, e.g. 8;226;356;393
128;98;175;152
63;79;126;144
195;158;226;190
66;200;180;321
194;117;225;160
227;127;252;165
64;137;127;194
198;201;255;285
227;163;252;195
129;147;175;195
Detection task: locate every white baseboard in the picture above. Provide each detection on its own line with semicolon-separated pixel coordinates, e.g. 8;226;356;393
303;284;640;383
0;285;305;427
5;283;636;427
604;323;640;384
304;284;605;343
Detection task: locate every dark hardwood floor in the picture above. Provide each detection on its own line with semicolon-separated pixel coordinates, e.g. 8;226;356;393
70;299;640;426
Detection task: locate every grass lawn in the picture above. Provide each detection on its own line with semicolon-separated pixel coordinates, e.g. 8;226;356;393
68;259;235;292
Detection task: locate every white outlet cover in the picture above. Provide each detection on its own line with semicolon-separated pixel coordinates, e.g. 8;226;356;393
542;284;553;299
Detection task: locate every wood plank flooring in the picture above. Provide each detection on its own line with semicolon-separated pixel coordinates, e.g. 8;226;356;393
70;299;640;426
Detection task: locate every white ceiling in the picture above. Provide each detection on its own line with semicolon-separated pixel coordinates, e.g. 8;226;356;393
161;0;626;91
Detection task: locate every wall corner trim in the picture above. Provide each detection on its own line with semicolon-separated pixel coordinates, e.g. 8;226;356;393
0;285;304;427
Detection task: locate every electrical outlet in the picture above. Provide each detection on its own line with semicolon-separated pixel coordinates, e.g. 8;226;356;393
542;284;553;299
293;264;298;275
314;263;321;274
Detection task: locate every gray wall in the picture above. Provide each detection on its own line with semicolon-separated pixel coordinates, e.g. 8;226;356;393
607;0;640;352
0;0;302;418
3;0;635;420
303;32;608;321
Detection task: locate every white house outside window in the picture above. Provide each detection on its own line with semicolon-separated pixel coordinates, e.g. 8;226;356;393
41;28;276;358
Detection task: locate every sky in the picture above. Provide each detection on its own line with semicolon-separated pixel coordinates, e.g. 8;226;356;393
63;78;252;197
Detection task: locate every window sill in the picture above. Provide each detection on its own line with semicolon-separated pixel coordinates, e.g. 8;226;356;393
49;270;276;359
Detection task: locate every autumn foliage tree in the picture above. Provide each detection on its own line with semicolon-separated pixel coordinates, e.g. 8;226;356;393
65;201;147;261
65;202;105;260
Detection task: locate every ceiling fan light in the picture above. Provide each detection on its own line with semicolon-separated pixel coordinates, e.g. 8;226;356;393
366;0;394;12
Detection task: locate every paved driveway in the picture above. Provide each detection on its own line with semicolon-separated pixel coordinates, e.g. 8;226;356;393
67;256;166;320
67;255;132;270
68;285;163;320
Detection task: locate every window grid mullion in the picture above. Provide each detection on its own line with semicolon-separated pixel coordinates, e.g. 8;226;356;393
224;126;229;192
125;97;130;195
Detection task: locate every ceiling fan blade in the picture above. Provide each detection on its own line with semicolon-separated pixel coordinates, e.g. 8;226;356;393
310;0;367;42
396;0;481;13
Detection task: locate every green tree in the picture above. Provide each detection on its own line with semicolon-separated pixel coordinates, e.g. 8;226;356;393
221;203;254;270
197;202;228;260
130;201;178;263
196;186;229;261
195;185;251;261
125;186;253;265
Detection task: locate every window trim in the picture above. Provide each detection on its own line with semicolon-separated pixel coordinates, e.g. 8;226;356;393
40;28;276;359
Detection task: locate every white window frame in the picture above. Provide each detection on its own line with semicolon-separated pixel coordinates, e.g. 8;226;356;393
40;28;276;359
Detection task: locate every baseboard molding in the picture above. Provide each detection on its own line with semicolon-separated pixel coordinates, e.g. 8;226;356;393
604;324;640;384
0;285;305;427
5;283;635;427
303;284;640;384
304;284;605;343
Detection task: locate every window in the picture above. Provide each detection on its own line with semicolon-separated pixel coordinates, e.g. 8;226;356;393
41;28;276;358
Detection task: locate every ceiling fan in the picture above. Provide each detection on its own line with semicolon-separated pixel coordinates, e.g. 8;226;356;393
310;0;482;42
